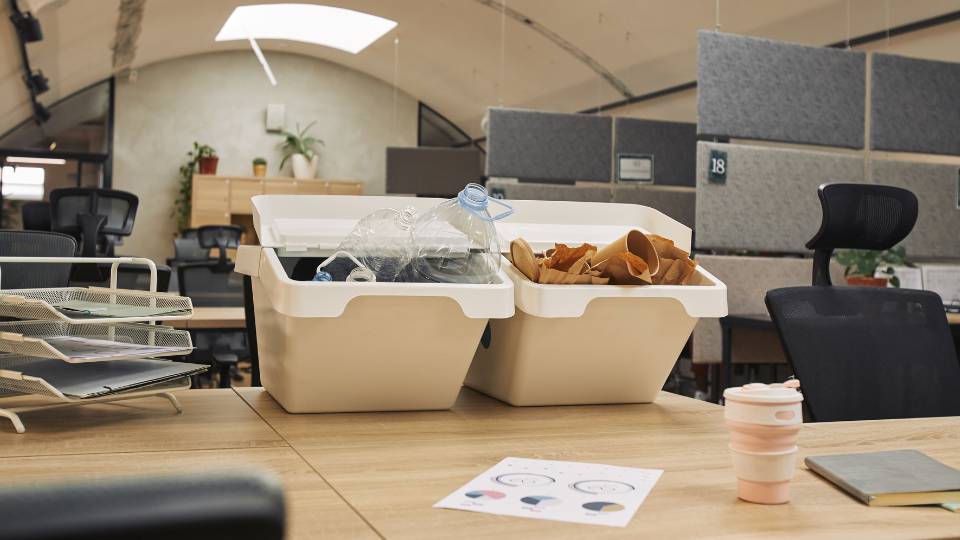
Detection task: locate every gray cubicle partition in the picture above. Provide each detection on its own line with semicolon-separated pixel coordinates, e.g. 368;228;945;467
697;31;865;149
611;186;695;229
695;142;866;253
484;178;612;203
485;107;612;182
869;159;960;259
386;147;484;195
871;54;960;156
613;118;696;187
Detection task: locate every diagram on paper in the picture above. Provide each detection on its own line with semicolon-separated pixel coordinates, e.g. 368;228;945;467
433;457;663;527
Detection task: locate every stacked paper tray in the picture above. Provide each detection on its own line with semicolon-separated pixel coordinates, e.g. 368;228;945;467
0;287;194;324
0;320;193;362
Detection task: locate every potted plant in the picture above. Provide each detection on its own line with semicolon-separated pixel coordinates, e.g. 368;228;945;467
252;157;267;177
195;143;218;175
836;246;912;287
172;142;216;233
278;122;323;179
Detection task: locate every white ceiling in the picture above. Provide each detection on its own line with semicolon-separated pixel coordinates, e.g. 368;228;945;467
2;0;959;138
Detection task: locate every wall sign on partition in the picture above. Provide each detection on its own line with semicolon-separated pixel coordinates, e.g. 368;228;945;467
697;31;865;149
707;150;727;184
616;153;653;183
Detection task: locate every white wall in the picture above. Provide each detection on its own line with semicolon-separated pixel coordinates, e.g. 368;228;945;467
113;50;417;263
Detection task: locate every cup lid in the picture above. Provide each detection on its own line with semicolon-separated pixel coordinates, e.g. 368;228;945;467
723;380;803;404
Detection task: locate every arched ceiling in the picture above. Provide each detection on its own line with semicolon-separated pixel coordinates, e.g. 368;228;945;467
2;0;960;138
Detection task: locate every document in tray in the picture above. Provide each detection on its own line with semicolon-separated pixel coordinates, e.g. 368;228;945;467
434;457;663;528
13;358;207;398
44;336;191;360
54;300;190;319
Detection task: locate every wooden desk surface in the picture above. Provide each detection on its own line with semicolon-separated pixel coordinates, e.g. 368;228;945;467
948;312;960;325
3;387;959;539
168;306;246;329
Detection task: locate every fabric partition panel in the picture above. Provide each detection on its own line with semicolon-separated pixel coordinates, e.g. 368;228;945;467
485;107;612;182
484;178;613;203
695;142;866;253
869;159;960;259
697;31;865;149
613;118;696;186
386;147;484;196
611;186;695;228
871;54;960;156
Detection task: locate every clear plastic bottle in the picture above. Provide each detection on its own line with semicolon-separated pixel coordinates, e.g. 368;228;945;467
337;206;417;282
411;183;513;284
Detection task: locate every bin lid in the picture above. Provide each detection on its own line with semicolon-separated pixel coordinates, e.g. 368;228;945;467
252;195;692;254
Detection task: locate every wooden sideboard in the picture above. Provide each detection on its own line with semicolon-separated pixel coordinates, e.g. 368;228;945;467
190;174;363;228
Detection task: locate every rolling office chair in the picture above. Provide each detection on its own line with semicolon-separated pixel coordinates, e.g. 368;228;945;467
0;471;285;540
0;230;76;289
49;188;139;282
765;183;960;422
21;201;51;231
179;225;247;388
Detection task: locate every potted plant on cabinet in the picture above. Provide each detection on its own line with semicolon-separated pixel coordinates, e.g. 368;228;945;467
173;142;216;233
252;157;267;177
278;121;323;179
836;246;912;287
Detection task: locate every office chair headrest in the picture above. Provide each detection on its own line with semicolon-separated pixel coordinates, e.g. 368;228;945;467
49;187;139;237
197;225;243;266
806;183;918;252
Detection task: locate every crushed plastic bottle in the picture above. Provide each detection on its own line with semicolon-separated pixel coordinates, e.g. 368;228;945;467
313;251;377;282
337;206;417;282
411;183;513;284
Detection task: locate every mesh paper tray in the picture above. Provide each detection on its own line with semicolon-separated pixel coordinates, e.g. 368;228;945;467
0;287;194;324
0;321;193;363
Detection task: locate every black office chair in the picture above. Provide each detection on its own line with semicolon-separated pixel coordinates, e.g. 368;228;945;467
115;263;172;292
21;201;51;231
50;188;139;283
179;225;247;388
0;230;76;289
0;471;285;540
766;183;960;422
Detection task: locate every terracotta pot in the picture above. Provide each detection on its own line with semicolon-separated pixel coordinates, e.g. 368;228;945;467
253;163;267;177
198;156;219;175
846;276;889;287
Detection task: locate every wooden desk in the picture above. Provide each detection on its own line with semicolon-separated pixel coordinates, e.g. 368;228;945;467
168;306;246;329
3;387;959;539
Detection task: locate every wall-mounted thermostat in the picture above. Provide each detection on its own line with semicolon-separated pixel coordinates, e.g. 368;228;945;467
266;104;285;133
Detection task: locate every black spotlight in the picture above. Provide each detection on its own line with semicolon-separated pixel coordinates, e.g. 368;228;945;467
25;70;48;94
10;10;42;43
33;102;50;123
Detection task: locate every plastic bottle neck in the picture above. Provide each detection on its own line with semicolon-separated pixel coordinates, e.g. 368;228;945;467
457;183;489;214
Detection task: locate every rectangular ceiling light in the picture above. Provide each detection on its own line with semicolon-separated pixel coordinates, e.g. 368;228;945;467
6;156;66;165
215;4;397;54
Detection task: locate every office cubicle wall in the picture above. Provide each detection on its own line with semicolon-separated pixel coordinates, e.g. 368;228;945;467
611;186;695;229
386;147;483;196
697;31;865;149
484;178;612;203
486;108;612;183
871;54;960;156
869;159;960;259
613;118;697;187
695;142;866;253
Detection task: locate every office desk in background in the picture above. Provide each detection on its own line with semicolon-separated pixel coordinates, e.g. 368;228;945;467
167;306;246;330
0;388;958;539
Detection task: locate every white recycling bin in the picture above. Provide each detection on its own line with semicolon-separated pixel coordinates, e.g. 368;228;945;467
465;199;728;406
236;195;514;413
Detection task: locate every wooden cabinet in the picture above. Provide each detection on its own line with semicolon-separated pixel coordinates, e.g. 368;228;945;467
189;175;364;229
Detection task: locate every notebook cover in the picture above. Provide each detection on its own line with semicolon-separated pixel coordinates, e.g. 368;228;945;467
805;450;960;505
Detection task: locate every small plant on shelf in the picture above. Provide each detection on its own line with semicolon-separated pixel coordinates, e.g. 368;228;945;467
278;122;323;179
173;142;216;233
836;246;912;287
252;157;267;177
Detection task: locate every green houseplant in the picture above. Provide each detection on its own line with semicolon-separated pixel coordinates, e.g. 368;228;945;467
278;122;323;179
835;246;911;287
173;142;216;233
252;157;267;177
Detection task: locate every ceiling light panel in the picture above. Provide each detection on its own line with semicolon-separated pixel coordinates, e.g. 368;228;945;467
215;4;397;54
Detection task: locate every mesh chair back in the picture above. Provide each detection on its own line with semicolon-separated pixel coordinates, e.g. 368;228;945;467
766;286;960;421
116;264;172;292
807;183;918;285
174;237;211;262
49;188;138;236
21;201;51;231
178;261;243;307
197;225;242;266
0;230;76;289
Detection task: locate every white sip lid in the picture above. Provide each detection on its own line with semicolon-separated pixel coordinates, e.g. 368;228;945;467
723;380;803;404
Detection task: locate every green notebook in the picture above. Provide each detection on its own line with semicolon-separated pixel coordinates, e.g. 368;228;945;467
806;449;960;507
54;300;190;319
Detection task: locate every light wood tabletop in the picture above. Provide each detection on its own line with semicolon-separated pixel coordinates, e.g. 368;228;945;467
168;306;246;329
3;387;959;539
948;312;960;325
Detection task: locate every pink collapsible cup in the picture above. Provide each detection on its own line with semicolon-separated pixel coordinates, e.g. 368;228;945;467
723;380;803;504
